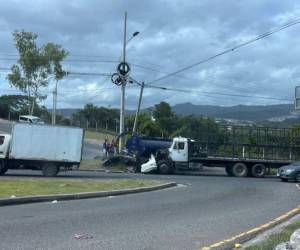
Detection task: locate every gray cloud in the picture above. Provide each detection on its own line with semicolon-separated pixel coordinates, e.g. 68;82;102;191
0;0;300;109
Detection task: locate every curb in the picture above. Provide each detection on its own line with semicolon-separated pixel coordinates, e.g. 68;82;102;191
201;205;300;250
0;182;176;206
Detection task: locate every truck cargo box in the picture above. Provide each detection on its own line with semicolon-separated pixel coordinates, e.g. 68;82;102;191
9;123;84;163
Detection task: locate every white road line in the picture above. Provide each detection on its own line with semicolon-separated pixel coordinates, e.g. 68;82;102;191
176;184;188;188
296;184;300;190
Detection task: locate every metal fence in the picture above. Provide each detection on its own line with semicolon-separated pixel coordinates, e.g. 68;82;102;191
196;125;300;161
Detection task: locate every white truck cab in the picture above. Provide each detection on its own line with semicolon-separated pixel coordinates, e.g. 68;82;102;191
142;137;193;173
0;134;11;159
169;137;189;162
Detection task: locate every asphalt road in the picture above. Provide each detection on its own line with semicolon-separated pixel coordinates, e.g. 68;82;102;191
0;170;299;250
0;120;101;160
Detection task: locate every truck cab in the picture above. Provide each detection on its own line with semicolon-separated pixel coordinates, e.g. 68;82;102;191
169;137;189;162
141;137;204;174
0;134;11;159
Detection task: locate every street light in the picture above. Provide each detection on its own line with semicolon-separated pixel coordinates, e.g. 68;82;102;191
118;11;140;152
126;31;140;45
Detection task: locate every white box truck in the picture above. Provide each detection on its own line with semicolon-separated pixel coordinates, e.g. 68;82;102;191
0;123;84;177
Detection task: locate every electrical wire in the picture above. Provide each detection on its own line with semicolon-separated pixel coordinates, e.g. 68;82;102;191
144;84;292;101
146;18;300;86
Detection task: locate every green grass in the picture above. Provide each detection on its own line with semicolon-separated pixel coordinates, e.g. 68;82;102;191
85;130;115;141
79;159;129;172
265;168;278;176
0;179;161;198
79;159;104;170
245;218;300;249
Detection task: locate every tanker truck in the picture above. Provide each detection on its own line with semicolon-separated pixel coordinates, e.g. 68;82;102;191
126;125;300;177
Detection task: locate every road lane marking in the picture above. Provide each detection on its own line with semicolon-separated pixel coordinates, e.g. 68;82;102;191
176;184;189;188
296;184;300;190
200;205;300;249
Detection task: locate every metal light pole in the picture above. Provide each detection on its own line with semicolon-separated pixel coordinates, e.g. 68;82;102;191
133;82;144;135
113;12;139;152
119;11;127;153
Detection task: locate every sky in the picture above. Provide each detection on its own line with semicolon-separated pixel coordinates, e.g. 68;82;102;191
0;0;300;109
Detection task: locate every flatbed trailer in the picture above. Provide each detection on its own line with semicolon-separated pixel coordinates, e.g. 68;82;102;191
141;125;300;177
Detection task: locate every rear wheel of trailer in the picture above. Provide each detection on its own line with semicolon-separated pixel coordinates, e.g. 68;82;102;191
251;163;266;178
41;163;59;177
232;162;248;177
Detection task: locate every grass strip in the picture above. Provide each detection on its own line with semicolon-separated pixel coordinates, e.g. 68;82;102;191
0;179;161;198
79;159;129;172
245;218;300;249
79;159;104;171
85;130;115;141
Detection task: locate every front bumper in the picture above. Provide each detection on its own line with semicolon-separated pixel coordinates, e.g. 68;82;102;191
141;155;157;173
277;170;296;180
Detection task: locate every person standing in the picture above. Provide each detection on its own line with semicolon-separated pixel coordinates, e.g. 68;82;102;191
102;139;108;159
111;139;117;156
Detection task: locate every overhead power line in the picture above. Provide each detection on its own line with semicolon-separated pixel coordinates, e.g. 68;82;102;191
146;18;300;86
144;84;292;101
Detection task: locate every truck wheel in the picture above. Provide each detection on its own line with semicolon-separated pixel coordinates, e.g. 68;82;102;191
251;164;266;178
232;162;248;177
42;163;59;177
134;164;141;173
157;160;173;175
225;166;233;176
0;160;8;175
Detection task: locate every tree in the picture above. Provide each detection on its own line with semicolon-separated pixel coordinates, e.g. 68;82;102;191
153;102;177;137
172;115;218;141
0;95;29;119
7;30;68;115
0;94;51;121
71;105;119;131
125;113;161;137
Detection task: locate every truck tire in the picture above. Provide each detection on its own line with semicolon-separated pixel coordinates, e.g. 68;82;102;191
232;162;248;177
0;160;8;175
157;160;173;175
251;164;266;178
225;166;233;176
42;163;59;177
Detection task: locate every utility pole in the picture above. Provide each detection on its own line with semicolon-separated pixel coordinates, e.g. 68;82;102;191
7;105;10;121
119;11;127;153
115;119;118;134
133;82;144;135
52;80;58;125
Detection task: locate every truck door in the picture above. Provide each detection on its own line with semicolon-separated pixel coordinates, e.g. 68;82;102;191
170;141;188;162
0;135;7;158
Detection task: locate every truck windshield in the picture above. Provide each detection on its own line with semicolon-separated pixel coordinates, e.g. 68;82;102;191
0;136;4;145
174;142;185;150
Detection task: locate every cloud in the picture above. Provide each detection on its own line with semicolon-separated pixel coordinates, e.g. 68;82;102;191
0;0;300;109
